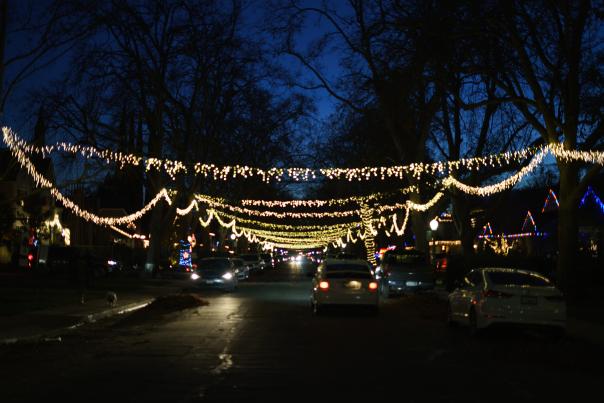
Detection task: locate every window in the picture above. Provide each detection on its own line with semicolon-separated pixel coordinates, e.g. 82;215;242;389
464;270;483;287
197;258;231;270
487;271;551;287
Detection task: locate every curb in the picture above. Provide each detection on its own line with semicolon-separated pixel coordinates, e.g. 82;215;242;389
0;298;154;346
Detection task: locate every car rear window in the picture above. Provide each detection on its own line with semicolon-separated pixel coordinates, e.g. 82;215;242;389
385;253;426;265
487;271;551;286
325;264;372;279
326;271;373;279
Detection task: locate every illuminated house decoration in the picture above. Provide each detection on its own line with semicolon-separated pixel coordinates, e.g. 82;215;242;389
541;189;560;212
482;222;493;237
179;240;192;268
522;211;537;232
579;186;604;215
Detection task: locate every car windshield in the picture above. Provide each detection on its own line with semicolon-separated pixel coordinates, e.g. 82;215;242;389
197;259;230;270
385;252;429;271
487;271;552;286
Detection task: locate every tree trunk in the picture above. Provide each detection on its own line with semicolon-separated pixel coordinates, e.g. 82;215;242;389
451;193;475;256
146;202;166;274
409;192;427;252
556;162;579;297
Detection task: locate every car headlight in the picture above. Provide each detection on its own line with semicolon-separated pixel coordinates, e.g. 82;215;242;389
191;273;200;280
222;272;233;280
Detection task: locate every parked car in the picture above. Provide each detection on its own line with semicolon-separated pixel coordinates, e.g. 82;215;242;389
259;253;274;269
311;259;379;315
190;257;238;291
446;267;566;336
230;257;250;280
240;254;263;272
376;249;435;297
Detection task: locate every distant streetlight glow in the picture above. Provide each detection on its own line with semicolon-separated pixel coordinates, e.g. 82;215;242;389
429;218;439;231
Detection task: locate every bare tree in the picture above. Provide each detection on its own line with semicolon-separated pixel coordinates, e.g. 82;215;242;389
271;0;464;251
0;0;93;122
476;0;604;293
33;0;310;270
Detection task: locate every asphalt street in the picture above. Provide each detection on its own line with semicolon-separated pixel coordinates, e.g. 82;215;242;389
1;262;602;402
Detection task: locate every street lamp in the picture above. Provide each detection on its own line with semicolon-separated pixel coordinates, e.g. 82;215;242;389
230;233;238;253
427;218;439;266
209;232;215;251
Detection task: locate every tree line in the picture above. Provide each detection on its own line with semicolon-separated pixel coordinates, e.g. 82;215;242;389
1;0;602;293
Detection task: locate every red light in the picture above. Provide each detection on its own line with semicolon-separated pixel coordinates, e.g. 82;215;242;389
27;254;34;261
368;281;378;291
319;281;329;291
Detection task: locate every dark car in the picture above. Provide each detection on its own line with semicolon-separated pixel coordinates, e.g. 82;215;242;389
230;257;250;280
376;249;435;297
240;254;263;272
259;253;274;269
191;257;238;291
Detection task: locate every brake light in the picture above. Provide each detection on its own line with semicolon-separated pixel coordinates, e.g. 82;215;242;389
482;289;513;298
27;253;34;261
319;281;329;291
368;281;378;291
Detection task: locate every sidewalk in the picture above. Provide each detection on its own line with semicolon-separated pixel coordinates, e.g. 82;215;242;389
0;272;189;344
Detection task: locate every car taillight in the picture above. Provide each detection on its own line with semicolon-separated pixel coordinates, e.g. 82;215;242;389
319;281;329;291
368;281;378;291
482;289;513;298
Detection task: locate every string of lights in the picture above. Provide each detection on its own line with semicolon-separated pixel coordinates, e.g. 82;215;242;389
14;127;601;183
579;186;604;214
207;209;362;230
194;195;361;219
359;204;377;265
442;149;547;196
240;187;418;208
6;123;603;252
390;209;411;236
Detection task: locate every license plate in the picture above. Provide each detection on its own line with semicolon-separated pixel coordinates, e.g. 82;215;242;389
345;281;361;290
205;279;218;284
521;296;538;305
406;281;418;286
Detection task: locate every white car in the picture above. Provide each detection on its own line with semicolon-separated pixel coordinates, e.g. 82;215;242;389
447;267;566;335
311;259;379;315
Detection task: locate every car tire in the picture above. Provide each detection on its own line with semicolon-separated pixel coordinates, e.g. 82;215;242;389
469;308;481;336
550;327;566;342
312;301;322;316
381;284;390;299
446;303;457;327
